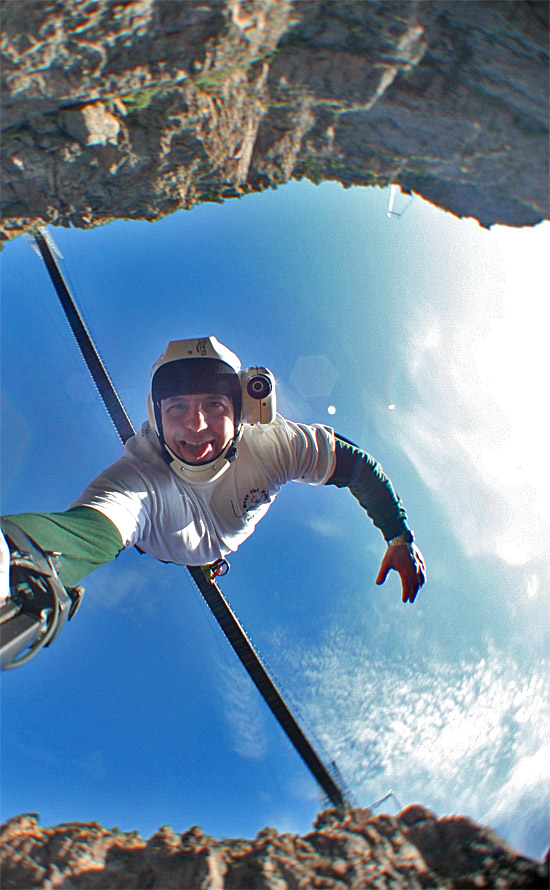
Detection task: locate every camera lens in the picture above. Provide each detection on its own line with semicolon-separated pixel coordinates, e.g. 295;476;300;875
247;375;272;400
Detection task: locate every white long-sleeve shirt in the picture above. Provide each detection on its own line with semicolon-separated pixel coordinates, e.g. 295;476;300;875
71;415;336;566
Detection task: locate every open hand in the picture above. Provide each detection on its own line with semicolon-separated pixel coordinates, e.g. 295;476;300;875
376;542;426;603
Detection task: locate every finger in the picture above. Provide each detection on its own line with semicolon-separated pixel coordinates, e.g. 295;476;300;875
376;557;391;585
402;560;426;603
403;564;425;603
415;551;427;585
406;549;427;599
402;578;417;603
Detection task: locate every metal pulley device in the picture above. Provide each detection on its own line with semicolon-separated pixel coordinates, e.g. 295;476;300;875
0;519;83;669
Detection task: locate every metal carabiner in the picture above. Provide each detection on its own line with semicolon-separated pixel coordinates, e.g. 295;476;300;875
211;558;230;578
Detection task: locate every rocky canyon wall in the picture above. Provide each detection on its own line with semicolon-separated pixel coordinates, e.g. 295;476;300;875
1;0;549;243
1;806;548;889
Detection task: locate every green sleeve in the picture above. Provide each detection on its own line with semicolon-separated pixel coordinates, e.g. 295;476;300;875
1;506;124;588
326;437;412;542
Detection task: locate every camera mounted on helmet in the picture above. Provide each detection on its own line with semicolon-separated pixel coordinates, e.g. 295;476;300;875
147;337;276;483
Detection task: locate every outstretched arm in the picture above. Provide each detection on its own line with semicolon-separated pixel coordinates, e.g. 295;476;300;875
326;436;426;603
1;507;124;589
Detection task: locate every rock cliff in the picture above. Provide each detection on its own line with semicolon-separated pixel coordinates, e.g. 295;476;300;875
2;806;548;889
1;0;548;243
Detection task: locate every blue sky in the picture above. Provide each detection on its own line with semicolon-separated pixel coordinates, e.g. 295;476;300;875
1;180;548;861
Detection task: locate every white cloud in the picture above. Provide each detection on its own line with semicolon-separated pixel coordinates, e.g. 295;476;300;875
483;743;550;858
379;222;550;586
306;517;344;539
276;630;549;859
85;561;158;614
219;663;269;761
525;573;540;600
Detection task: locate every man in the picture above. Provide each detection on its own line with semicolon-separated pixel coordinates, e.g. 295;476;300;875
1;336;425;626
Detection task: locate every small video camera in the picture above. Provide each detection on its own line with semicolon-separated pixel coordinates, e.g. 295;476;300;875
241;368;276;424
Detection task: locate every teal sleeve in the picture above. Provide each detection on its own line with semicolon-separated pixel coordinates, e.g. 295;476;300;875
1;506;124;587
326;437;411;542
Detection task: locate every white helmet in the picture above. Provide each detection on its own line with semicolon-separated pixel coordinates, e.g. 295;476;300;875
148;336;276;483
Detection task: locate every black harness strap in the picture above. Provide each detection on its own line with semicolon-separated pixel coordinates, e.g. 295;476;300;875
192;564;347;810
34;232;135;444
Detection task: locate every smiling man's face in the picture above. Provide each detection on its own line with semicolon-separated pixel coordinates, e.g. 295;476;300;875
160;393;235;464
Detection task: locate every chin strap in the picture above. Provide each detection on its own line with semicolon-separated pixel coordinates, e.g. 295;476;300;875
0;520;84;670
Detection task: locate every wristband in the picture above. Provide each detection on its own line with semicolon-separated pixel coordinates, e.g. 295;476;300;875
387;530;415;547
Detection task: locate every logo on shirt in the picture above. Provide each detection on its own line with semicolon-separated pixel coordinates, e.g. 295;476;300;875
243;488;269;512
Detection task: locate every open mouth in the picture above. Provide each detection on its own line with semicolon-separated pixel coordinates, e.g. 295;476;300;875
179;440;215;462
